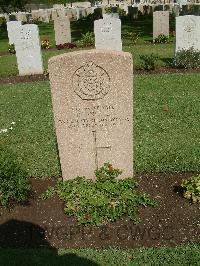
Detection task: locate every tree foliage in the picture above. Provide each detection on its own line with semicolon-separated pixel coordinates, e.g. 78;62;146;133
0;0;29;13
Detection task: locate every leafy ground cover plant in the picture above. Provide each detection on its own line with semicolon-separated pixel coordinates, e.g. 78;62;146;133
105;7;112;13
154;34;169;44
0;17;6;28
139;53;159;70
0;145;31;207
76;32;95;48
123;32;139;45
42;163;156;226
8;43;16;54
181;175;200;203
174;47;200;69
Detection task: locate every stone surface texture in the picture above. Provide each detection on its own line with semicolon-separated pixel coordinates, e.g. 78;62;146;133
176;15;200;52
54;16;71;45
49;49;133;180
153;11;169;39
94;17;122;51
7;21;22;44
15;24;43;76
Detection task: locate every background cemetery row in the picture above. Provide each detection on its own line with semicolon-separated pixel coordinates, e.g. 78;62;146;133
3;8;200;76
2;2;200;23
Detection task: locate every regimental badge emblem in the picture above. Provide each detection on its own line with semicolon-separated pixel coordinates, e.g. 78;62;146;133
73;62;110;100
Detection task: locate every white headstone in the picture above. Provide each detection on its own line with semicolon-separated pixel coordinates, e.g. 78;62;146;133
16;12;27;22
57;8;66;17
48;49;133;180
15;24;43;76
176;15;200;52
153;11;169;39
32;10;40;20
41;10;50;23
94;17;122;51
66;9;73;19
103;13;113;19
112;13;119;19
54;16;71;45
4;14;10;22
7;21;22;44
51;9;58;20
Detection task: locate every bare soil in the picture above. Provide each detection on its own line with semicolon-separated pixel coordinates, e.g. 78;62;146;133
0;172;199;249
0;74;49;85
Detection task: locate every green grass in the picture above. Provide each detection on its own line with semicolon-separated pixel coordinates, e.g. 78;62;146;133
0;25;9;53
0;81;60;177
0;16;175;77
0;73;200;177
0;42;175;77
135;73;200;173
0;244;199;265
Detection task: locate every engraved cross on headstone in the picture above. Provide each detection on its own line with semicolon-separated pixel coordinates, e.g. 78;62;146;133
92;130;111;169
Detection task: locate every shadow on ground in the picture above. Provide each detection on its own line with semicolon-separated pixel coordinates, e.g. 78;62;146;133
0;219;99;266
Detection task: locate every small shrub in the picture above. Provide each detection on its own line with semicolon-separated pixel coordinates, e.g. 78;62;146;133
104;7;126;17
76;32;95;48
154;34;169;44
8;43;16;54
42;163;156;226
174;47;200;69
91;8;102;20
123;32;139;45
0;146;31;207
31;18;42;25
0;17;6;28
170;30;176;37
56;42;77;50
181;175;200;203
117;7;126;18
41;38;51;49
105;7;112;14
139;53;159;70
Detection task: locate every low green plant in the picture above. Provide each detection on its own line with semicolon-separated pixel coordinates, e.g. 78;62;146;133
0;17;6;28
154;34;169;44
174;47;200;69
105;7;112;14
31;18;42;25
104;7;126;17
139;53;159;70
123;32;139;44
181;175;200;203
42;163;156;226
0;146;31;207
8;43;16;54
117;7;126;17
88;7;102;21
76;32;95;48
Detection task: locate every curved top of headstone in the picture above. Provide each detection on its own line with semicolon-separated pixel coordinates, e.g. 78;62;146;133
48;49;132;65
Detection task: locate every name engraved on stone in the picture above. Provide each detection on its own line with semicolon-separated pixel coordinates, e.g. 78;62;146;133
15;24;43;76
20;29;31;40
48;50;133;180
58;104;130;130
176;15;200;52
183;18;196;44
73;62;110;100
101;26;112;33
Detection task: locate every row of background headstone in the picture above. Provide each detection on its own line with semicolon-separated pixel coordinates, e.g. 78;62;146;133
0;7;95;23
6;12;200;77
1;3;200;22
